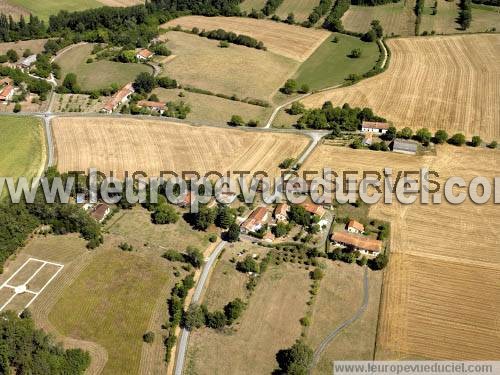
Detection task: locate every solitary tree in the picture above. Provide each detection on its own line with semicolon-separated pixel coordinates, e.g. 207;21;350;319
281;79;297;95
448;133;466;146
415;128;432;145
225;223;240;242
471;135;482;147
349;48;362;58
185;246;204;268
6;49;18;62
276;340;314;375
133;72;156;93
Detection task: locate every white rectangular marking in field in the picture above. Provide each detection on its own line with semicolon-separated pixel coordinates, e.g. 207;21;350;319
0;257;64;313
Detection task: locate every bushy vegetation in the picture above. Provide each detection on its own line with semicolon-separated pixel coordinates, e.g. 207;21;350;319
162;246;204;268
0;311;90;374
262;0;284;16
323;0;350;32
458;0;472;30
276;340;314;374
296;101;386;131
306;0;334;27
195;28;266;50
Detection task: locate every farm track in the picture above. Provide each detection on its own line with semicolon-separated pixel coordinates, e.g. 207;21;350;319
311;267;369;368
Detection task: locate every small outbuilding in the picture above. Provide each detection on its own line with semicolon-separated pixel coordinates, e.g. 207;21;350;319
392;139;418;155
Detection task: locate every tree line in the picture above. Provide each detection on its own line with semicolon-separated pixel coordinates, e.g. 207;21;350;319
0;311;90;374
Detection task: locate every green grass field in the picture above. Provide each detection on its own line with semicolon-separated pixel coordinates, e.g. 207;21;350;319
49;247;172;375
293;33;380;91
240;0;267;13
7;0;102;21
0;116;45;184
55;43;152;92
153;88;272;126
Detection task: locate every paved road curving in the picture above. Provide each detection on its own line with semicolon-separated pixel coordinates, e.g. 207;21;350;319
311;267;369;369
174;240;227;375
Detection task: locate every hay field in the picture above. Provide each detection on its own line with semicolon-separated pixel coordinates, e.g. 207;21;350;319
240;0;267;13
185;262;311;374
0;116;45;184
420;1;500;34
302;145;500;360
0;38;48;56
275;0;321;22
302;34;500;141
0;0;28;19
51;116;309;178
153;88;272;127
342;0;417;37
54;43;152;92
307;262;383;374
160;31;298;101
162;16;331;62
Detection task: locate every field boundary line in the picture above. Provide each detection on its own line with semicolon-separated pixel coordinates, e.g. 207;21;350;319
0;257;64;313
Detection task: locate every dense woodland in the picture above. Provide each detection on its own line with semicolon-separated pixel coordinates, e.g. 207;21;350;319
0;311;90;374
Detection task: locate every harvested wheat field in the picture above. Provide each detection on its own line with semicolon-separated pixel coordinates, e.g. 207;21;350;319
302;145;500;360
52;117;309;178
162;16;331;61
0;0;29;18
302;34;500;141
342;0;417;37
275;0;321;22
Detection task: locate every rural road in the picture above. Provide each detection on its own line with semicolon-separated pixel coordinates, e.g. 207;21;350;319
311;267;369;368
174;240;227;375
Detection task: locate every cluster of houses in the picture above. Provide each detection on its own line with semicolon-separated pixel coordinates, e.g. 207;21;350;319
361;121;418;155
331;219;382;257
239;201;327;243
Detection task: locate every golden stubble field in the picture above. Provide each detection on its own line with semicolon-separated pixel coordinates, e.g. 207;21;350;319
302;34;500;141
302;144;500;360
51;116;309;179
162;16;331;62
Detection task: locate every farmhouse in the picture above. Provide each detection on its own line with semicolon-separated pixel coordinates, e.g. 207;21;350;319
0;84;14;102
331;231;382;256
347;219;364;234
274;203;289;222
361;121;389;134
137;100;166;114
101;83;134;113
300;202;325;219
18;54;37;71
91;203;111;223
240;206;269;234
136;49;154;60
392;138;418;155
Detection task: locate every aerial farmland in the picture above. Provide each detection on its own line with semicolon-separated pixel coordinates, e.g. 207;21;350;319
0;0;498;374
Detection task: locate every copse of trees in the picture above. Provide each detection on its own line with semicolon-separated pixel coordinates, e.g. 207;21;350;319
458;0;472;30
297;101;386;131
0;14;46;43
0;311;90;374
262;0;284;16
306;0;333;27
236;255;260;273
197;28;266;50
323;0;350;32
276;340;314;374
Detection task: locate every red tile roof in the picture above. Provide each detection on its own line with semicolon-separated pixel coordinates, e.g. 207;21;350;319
0;84;13;100
300;202;325;217
137;49;154;59
102;83;134;112
91;203;110;222
137;100;166;109
241;207;268;231
274;203;289;217
347;220;364;232
332;232;382;253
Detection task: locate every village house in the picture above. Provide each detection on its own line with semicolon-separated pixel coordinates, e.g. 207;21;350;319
0;83;14;102
240;206;268;234
18;54;37;71
136;49;154;60
331;232;382;256
300;202;325;219
101;82;134;114
91;203;111;223
392;138;418;155
137;100;166;114
347;219;364;234
361;121;389;134
274;203;289;222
